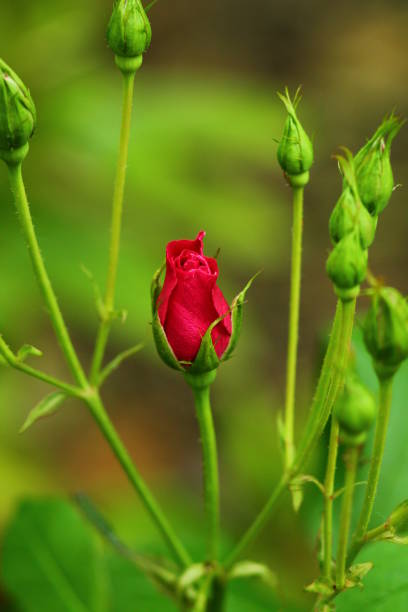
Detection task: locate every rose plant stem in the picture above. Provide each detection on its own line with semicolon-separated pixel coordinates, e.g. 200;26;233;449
191;384;220;561
7;161;192;569
7;163;88;389
336;446;359;590
90;71;136;384
284;186;304;471
224;298;355;568
347;375;394;564
87;393;192;568
322;417;340;582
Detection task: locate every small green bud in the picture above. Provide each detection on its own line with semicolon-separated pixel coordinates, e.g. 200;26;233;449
335;373;377;446
388;500;408;534
355;115;403;215
277;87;313;187
107;0;152;61
329;187;377;250
363;286;408;379
326;230;368;301
0;59;36;159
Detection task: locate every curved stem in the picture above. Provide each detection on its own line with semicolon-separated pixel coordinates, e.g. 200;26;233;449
87;393;192;568
336;445;359;590
224;298;356;569
348;375;394;564
191;385;220;561
90;71;136;384
7;163;88;388
323;417;340;582
284;187;304;470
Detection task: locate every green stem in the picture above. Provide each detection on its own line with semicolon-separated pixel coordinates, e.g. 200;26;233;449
323;417;340;582
0;335;82;397
224;298;356;569
7;163;88;389
87;393;192;568
348;375;394;564
336;446;359;590
284;187;304;470
90;71;136;384
191;384;220;561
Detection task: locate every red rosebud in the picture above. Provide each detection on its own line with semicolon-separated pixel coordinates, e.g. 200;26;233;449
157;231;232;363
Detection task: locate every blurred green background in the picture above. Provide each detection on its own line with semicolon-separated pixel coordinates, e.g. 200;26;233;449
1;1;408;610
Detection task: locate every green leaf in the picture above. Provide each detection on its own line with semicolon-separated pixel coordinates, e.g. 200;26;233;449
228;561;277;588
98;344;144;386
16;344;43;362
1;498;106;612
222;272;260;361
305;579;333;596
19;392;67;433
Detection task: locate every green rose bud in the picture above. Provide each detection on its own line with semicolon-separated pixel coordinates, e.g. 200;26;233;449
326;230;368;301
329;187;377;250
354;115;403;216
388;500;408;534
335;372;377;447
363;287;408;379
107;0;152;71
277;87;314;188
0;59;36;162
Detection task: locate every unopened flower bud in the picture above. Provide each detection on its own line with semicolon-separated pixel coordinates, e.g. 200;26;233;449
388;500;408;534
277;88;313;188
335;373;377;447
355;115;403;216
363;287;408;379
326;230;368;301
107;0;152;71
0;59;36;162
329;187;377;250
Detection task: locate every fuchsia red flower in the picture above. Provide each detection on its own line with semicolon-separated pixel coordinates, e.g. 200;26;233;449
151;231;254;375
157;231;232;363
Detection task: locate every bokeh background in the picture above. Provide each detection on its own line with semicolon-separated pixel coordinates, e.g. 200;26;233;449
1;1;408;610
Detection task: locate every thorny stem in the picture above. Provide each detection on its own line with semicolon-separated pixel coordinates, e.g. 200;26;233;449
90;71;136;384
7;163;88;389
86;393;192;568
336;445;359;590
191;384;220;561
6;160;191;569
347;375;394;564
322;417;340;582
284;187;304;471
223;298;356;568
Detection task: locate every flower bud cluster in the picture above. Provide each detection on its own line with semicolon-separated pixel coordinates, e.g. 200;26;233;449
334;371;377;447
277;88;314;188
363;286;408;379
326;153;369;300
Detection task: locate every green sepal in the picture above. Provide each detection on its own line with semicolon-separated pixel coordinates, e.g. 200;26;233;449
227;560;276;588
222;272;260;362
151;262;165;316
187;316;223;375
152;310;184;372
20;392;66;433
16;343;43;362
